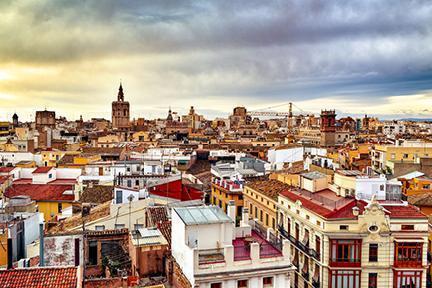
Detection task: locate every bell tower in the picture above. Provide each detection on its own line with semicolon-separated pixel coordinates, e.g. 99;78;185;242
112;82;130;130
320;110;336;146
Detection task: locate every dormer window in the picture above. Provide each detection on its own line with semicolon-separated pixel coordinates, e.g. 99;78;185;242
48;174;52;179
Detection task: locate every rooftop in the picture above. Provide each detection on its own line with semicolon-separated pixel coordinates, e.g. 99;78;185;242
336;170;365;177
301;171;327;180
131;228;168;247
5;184;74;202
246;178;291;201
174;206;232;226
0;167;16;173
32;167;53;174
0;267;77;288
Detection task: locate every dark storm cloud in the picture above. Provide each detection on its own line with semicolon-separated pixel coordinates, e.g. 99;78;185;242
0;0;432;119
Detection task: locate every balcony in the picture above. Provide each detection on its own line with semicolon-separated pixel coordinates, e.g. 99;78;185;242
329;258;361;267
308;248;321;261
233;231;282;261
302;270;309;281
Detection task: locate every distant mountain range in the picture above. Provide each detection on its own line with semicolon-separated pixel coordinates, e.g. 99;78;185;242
399;118;432;122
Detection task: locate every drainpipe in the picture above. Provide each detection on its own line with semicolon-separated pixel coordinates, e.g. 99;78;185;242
39;223;44;267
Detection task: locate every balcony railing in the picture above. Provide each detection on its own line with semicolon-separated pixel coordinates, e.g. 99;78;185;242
308;248;321;262
330;258;361;267
302;270;309;281
312;279;320;288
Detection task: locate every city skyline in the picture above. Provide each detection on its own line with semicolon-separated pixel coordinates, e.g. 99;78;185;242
1;0;432;121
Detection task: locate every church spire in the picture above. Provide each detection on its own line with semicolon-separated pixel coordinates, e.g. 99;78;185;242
118;82;124;101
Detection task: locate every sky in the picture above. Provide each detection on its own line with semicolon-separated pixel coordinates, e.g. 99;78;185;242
0;0;431;121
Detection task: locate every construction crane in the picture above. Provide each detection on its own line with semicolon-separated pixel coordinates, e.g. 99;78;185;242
247;102;305;133
247;102;293;117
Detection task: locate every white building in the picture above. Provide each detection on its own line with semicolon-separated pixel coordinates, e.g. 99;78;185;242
171;204;294;288
267;145;304;170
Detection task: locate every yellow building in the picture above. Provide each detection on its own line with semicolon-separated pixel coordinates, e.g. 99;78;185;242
0;121;10;137
372;141;432;174
210;178;244;222
37;201;73;221
4;178;76;222
132;131;151;142
97;134;120;148
73;154;101;165
0;229;7;267
41;150;80;167
243;178;291;230
399;176;432;197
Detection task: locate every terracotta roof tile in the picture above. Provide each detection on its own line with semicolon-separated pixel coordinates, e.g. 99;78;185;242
0;167;15;173
0;267;77;288
246;178;291;201
80;185;113;204
5;184;75;202
32;167;53;174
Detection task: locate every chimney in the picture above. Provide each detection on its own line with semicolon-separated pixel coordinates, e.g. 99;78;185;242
227;200;236;224
39;223;45;267
7;238;12;269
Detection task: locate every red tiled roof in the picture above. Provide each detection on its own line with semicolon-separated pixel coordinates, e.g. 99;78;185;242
32;167;53;174
0;267;77;288
48;179;78;185
0;175;11;185
13;178;32;184
0;167;15;173
5;184;75;202
383;204;426;219
280;189;426;219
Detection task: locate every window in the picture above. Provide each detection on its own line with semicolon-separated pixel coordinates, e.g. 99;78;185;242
369;244;378;262
88;241;98;265
315;236;321;259
403;153;409;159
127;180;132;187
330;239;362;266
135;179;140;186
114;224;125;230
237;279;248;288
306;215;310;220
116;190;123;204
368;273;377;288
393;271;421;288
95;225;105;231
210;283;222;288
263;277;273;287
401;225;414;231
330;270;360;288
394;242;422;267
134;224;144;230
339;225;349;231
58;203;62;213
265;214;269;226
49;173;52;179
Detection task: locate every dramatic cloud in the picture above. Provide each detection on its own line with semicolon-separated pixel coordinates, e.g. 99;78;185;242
0;0;431;121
